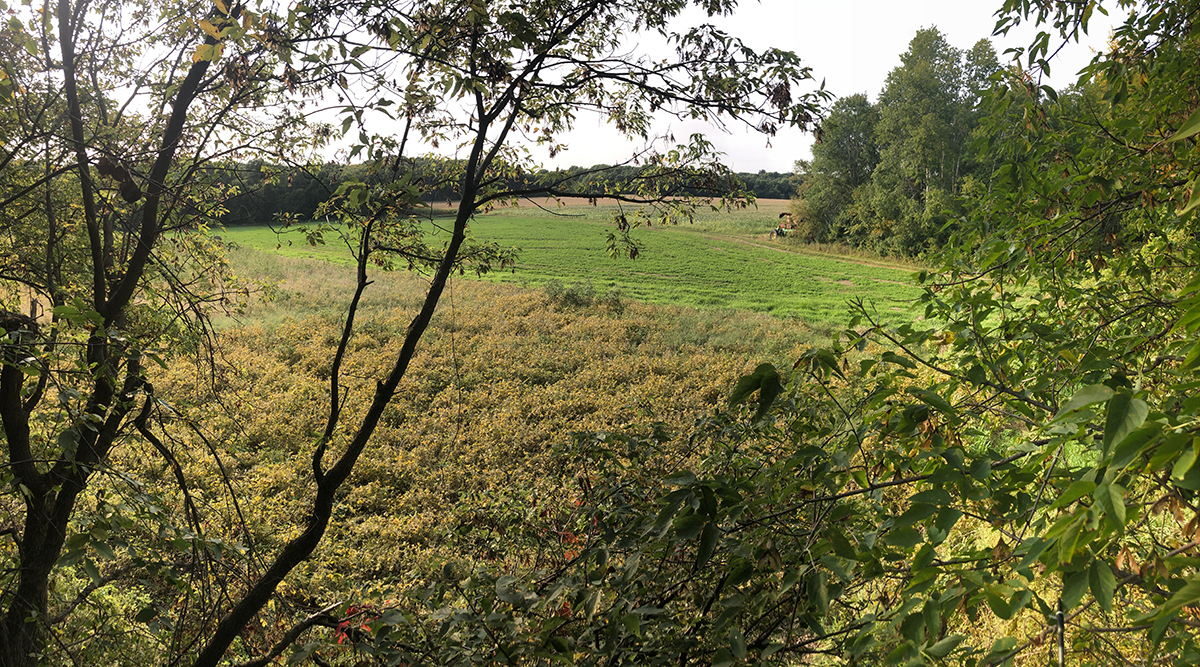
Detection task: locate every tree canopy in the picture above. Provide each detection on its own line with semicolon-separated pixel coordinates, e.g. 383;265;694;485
5;0;1200;666
0;0;821;665
593;2;1200;665
793;28;999;254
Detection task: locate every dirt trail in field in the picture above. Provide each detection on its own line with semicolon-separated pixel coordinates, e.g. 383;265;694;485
685;230;921;285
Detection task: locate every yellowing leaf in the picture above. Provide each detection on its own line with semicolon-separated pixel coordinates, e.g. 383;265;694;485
191;42;223;63
198;20;220;39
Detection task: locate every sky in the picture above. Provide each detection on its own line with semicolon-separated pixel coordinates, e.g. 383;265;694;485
525;0;1120;174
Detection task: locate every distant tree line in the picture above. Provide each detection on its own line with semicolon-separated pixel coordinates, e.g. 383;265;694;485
214;161;795;225
791;27;1000;256
736;170;795;199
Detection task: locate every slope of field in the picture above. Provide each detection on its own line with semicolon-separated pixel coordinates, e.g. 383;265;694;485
222;199;919;328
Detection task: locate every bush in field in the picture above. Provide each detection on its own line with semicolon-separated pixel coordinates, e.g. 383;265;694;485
543;280;625;314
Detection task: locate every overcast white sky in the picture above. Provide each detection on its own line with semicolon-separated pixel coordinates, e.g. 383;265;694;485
528;0;1120;173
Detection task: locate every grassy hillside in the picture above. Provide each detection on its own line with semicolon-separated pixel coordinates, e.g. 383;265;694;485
221;199;919;329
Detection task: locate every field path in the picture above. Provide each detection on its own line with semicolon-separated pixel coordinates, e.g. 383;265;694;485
679;229;919;285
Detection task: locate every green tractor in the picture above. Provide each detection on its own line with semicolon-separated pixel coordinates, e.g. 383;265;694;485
770;212;797;239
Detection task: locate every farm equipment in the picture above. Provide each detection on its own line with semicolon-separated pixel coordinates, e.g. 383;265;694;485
770;211;797;239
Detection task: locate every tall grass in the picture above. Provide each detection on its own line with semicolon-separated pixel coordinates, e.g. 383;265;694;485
154;246;827;595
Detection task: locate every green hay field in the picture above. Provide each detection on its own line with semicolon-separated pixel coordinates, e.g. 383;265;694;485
222;199;920;328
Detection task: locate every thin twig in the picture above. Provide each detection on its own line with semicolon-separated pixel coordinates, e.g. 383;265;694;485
230;601;342;667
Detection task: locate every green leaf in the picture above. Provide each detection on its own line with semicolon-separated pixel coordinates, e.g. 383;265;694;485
808;571;829;615
985;589;1012;619
728;363;782;420
779;570;799;595
970;457;992;481
1183;339;1200;367
1157;575;1200;619
896;503;937;527
1180;181;1200;216
92;542;116;561
673;512;706;540
584;589;600;621
1173;439;1200;480
1149;434;1189;470
287;643;319;666
910;488;953;505
1057;516;1087;564
1168;106;1200;142
621;613;640;638
907;388;956;416
934;508;962;533
696;522;719;569
1151;612;1174;646
760;643;785;660
1062;568;1089;610
52;304;84;325
1094;481;1126;530
1103;393;1148;455
711;648;735;667
929;508;962;545
57;428;79;456
134;606;159;623
1174;297;1200;334
1052;384;1113;422
82;559;101;585
880;351;916;369
829;529;857;559
883;526;922;549
1049;480;1096;509
922;597;941;638
966;364;987;385
1089;560;1116;614
729;626;747;660
986;636;1018;660
1111;426;1160;469
663;471;696;486
924;634;965;659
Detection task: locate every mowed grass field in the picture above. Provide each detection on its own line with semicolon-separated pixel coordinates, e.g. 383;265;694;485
222;198;920;328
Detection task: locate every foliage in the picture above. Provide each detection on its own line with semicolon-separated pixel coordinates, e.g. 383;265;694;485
796;29;999;256
542;280;626;313
152;256;796;586
735;171;797;200
0;0;305;662
291;2;1200;667
792;94;881;242
540;2;1200;666
0;0;822;664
